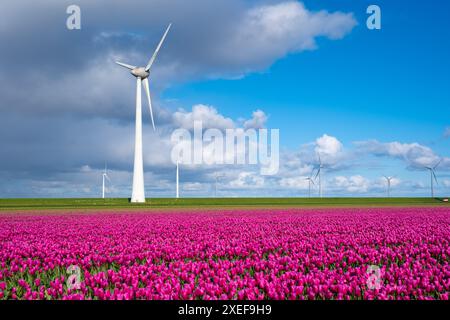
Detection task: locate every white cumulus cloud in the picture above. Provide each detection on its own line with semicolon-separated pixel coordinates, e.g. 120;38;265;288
330;175;370;193
279;176;310;189
355;140;443;169
229;172;265;188
315;134;343;156
243;110;268;129
224;1;357;72
172;104;235;130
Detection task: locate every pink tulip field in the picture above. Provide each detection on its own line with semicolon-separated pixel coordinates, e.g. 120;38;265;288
0;207;448;300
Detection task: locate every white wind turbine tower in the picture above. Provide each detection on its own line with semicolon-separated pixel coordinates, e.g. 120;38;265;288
102;164;111;199
314;155;324;198
425;160;441;198
115;24;172;203
176;160;180;199
383;176;394;197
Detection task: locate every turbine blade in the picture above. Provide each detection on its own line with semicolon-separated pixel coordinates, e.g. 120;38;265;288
105;174;111;182
432;170;438;184
145;23;172;72
142;78;156;131
433;159;442;170
314;168;320;180
115;61;136;70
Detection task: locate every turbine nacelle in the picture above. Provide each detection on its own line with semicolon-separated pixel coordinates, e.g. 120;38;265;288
424;159;441;198
131;67;150;79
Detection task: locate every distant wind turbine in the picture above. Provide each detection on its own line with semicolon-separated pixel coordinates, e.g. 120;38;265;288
314;154;324;198
383;176;394;197
425;160;441;198
115;24;172;203
214;173;223;198
305;175;315;198
102;164;110;199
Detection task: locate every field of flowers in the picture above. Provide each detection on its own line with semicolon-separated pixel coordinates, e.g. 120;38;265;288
0;207;448;300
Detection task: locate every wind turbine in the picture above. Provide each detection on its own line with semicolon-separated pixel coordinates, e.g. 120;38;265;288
425;160;441;198
383;176;394;197
102;164;111;199
115;24;172;203
176;160;179;199
214;173;223;198
314;155;324;198
305;176;315;198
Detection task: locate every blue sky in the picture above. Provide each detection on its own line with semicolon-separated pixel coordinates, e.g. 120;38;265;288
0;0;449;198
